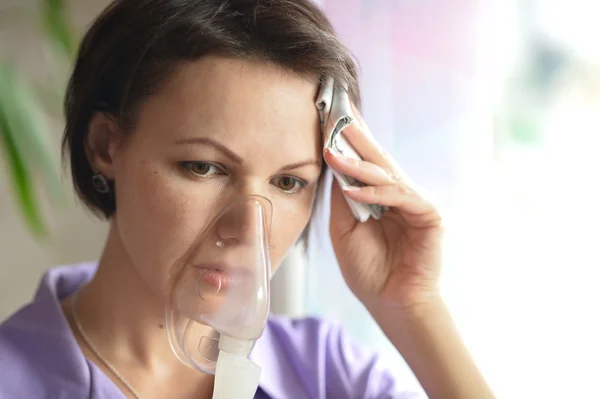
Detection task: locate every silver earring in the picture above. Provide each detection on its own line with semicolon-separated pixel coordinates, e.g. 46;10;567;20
216;240;225;248
92;173;110;194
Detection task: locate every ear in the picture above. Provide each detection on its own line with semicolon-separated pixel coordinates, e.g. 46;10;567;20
86;112;124;179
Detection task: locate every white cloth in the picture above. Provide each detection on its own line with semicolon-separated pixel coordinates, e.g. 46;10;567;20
316;77;386;222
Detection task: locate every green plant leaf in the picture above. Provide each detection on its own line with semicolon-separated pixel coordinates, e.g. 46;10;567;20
0;98;47;237
0;63;64;203
41;0;76;57
0;62;69;237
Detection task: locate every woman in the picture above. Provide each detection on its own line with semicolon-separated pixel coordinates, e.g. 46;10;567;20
0;1;495;398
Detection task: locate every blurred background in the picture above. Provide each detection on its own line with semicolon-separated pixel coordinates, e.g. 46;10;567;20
1;1;599;398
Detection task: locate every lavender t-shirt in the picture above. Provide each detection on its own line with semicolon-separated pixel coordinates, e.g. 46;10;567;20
0;263;422;398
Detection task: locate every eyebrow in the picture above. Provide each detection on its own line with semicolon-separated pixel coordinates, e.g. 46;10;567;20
175;137;243;164
175;137;320;171
280;159;321;172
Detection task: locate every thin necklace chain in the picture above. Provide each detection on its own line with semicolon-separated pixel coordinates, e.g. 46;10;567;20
71;288;142;399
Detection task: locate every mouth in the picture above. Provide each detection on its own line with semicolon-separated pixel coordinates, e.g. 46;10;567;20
193;263;249;292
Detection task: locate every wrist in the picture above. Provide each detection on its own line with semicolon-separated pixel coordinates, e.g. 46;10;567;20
367;294;451;346
367;291;446;322
365;295;496;399
397;294;448;323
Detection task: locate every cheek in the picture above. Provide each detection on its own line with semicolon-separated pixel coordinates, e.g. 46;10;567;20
268;194;315;271
114;158;220;298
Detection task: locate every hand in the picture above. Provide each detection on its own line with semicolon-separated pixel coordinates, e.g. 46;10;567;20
324;107;444;312
325;110;497;399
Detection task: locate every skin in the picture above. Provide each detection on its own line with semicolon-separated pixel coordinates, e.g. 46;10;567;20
61;55;495;399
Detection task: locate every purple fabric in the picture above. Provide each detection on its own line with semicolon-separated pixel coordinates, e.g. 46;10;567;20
0;263;421;398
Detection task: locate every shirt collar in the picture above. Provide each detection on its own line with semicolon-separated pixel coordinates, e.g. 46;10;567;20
20;263;291;398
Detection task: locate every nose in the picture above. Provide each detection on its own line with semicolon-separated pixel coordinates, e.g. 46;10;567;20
214;196;272;247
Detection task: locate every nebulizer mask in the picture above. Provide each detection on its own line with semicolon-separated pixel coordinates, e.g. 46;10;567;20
165;196;272;399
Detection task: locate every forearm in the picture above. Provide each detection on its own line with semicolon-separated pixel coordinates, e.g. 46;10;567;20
369;296;495;399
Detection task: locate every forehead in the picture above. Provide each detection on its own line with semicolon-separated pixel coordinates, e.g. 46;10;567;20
135;56;322;158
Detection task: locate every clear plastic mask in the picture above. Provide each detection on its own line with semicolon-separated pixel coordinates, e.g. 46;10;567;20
165;195;272;375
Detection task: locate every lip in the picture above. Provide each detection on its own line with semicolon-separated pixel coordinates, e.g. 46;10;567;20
193;263;250;291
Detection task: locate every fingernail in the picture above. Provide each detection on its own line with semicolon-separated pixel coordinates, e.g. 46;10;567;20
388;171;402;182
342;185;361;192
402;187;415;196
325;147;341;158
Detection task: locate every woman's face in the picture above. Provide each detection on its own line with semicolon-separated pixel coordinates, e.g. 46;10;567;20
106;56;322;300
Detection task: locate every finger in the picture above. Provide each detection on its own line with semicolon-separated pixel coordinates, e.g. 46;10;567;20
324;147;395;187
342;184;440;224
342;114;416;186
341;120;395;171
341;103;397;170
329;178;358;239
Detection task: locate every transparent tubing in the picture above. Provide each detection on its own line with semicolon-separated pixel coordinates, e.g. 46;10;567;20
165;196;272;397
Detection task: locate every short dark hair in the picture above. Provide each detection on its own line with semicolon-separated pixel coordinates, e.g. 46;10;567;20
62;0;360;218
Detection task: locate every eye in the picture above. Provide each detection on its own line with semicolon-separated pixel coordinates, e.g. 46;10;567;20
180;161;225;177
271;176;306;194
